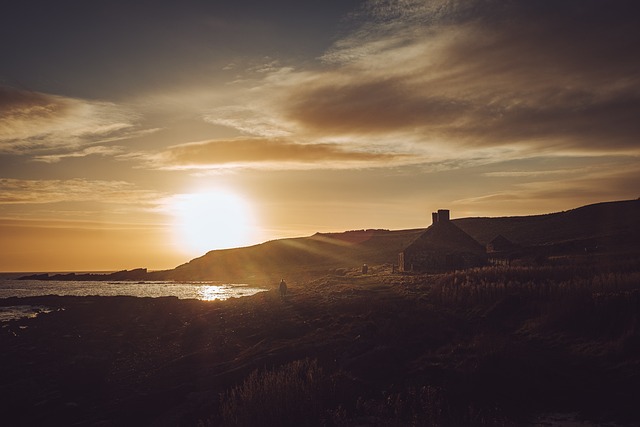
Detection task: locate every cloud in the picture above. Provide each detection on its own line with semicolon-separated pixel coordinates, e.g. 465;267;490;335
0;178;163;205
153;137;409;170
238;0;640;157
203;107;292;138
32;145;127;163
482;168;593;178
0;86;141;154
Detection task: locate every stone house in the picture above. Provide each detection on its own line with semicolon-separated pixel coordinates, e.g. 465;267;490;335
398;210;487;272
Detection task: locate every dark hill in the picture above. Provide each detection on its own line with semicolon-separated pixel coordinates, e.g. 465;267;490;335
167;229;424;282
163;199;639;282
454;199;640;251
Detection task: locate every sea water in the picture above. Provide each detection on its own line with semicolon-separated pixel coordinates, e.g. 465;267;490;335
0;279;267;321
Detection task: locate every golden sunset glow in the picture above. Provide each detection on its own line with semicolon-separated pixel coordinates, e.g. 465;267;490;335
1;0;639;271
170;190;259;256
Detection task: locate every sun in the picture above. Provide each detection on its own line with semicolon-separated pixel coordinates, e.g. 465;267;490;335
170;190;258;256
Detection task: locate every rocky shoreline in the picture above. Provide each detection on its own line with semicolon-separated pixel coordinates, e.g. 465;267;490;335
16;268;155;282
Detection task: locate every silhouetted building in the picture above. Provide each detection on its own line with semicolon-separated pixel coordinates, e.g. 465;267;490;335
398;210;486;272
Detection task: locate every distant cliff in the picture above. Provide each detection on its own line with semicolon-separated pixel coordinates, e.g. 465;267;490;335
18;268;150;282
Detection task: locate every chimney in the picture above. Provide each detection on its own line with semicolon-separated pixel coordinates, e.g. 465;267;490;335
437;209;450;222
432;212;438;224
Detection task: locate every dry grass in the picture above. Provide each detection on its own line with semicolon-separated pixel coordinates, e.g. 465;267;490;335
429;263;640;343
219;359;329;426
216;255;640;426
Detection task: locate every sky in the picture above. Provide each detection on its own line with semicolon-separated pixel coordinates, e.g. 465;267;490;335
1;0;639;272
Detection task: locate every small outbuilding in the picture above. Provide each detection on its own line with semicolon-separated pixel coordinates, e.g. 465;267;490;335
487;234;519;266
487;234;516;253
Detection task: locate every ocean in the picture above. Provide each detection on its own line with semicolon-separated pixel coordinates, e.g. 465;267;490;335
0;279;267;321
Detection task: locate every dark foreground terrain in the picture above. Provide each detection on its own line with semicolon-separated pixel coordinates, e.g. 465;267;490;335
2;255;640;426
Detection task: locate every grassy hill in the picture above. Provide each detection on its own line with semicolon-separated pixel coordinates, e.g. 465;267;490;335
454;199;640;251
166;228;424;282
164;199;640;282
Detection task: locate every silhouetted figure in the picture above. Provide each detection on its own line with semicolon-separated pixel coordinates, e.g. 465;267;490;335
362;263;368;274
279;279;287;298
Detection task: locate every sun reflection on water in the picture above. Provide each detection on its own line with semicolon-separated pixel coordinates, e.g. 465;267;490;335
0;279;267;302
196;284;266;301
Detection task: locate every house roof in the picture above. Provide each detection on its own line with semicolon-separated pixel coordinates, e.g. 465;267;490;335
403;220;485;255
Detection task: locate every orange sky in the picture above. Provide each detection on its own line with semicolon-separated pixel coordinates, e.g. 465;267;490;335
1;0;639;271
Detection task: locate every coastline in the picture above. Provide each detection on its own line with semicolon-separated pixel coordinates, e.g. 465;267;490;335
2;266;639;425
0;279;266;302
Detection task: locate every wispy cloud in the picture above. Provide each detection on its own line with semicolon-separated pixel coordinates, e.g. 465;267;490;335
482;169;584;178
32;145;127;163
203;107;292;138
0;178;164;205
0;86;143;154
150;137;410;170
